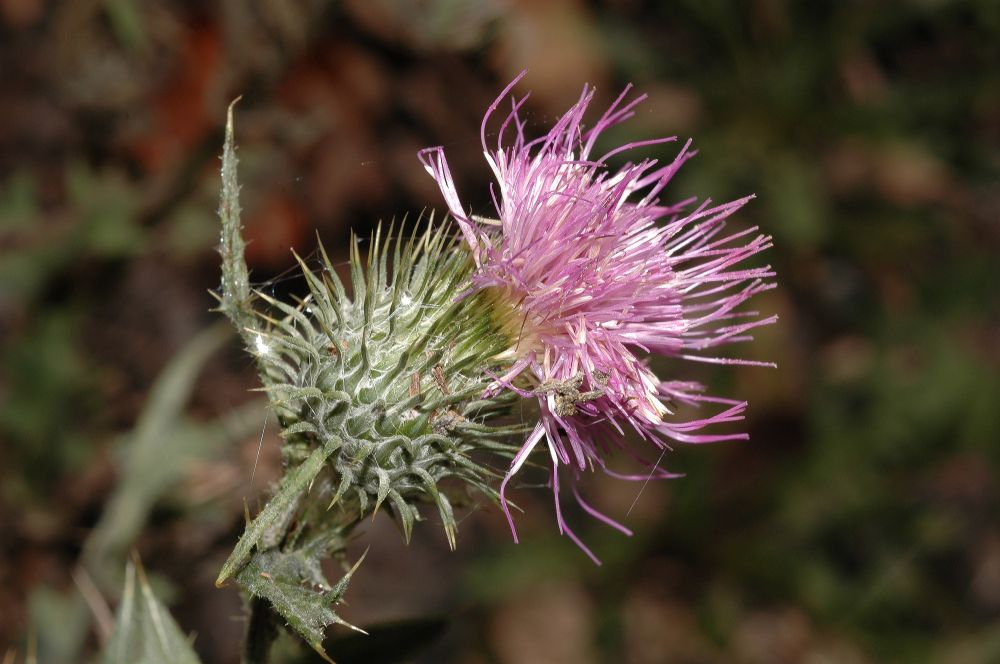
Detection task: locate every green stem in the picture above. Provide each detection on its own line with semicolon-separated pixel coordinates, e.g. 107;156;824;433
242;596;279;664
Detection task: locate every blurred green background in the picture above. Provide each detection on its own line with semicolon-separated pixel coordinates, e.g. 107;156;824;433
1;1;998;662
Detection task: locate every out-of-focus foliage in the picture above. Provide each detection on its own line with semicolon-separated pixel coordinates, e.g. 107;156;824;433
84;324;265;592
101;558;202;664
1;0;997;662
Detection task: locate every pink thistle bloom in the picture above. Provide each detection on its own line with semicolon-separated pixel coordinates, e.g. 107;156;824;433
419;72;776;563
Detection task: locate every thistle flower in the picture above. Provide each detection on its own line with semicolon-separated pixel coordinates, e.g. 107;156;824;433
419;73;776;562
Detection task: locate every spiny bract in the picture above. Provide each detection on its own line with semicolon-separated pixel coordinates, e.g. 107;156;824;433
250;222;520;546
215;101;522;659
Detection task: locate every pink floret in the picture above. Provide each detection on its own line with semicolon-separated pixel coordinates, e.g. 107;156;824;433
419;71;776;563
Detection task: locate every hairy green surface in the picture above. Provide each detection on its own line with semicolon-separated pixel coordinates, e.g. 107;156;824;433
245;221;520;544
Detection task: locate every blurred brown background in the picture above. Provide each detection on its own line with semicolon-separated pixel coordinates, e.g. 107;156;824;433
1;1;999;662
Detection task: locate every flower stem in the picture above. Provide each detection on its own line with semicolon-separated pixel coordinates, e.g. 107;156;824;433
242;596;279;664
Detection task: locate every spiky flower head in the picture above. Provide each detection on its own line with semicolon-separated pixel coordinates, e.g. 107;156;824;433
215;102;524;656
419;72;777;562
